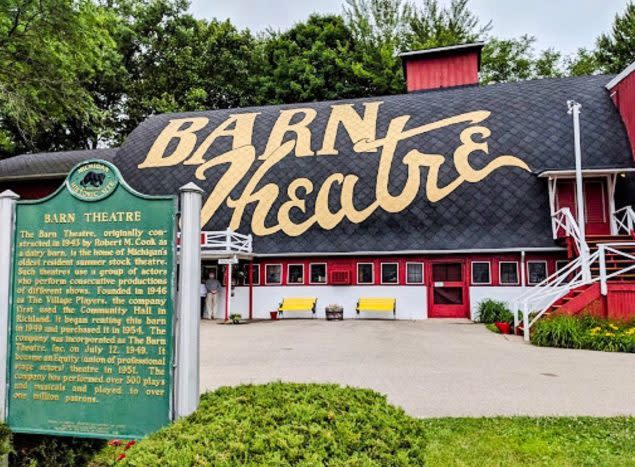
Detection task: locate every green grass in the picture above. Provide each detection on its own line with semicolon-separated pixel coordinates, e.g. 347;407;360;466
422;417;635;466
87;383;635;467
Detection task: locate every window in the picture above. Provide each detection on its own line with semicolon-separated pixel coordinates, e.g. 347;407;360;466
433;288;463;304
287;264;304;284
471;262;491;285
406;263;424;284
381;263;398;284
357;263;374;284
250;264;260;285
528;261;548;285
265;264;282;285
499;262;519;285
310;263;327;284
432;263;462;282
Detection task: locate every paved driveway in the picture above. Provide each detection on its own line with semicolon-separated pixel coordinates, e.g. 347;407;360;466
199;319;635;418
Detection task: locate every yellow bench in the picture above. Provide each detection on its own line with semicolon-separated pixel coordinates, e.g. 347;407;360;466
356;298;396;318
278;297;317;318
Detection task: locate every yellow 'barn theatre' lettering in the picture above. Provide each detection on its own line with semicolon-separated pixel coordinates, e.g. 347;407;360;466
138;102;530;237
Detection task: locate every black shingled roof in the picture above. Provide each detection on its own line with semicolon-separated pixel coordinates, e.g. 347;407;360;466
113;74;635;254
0;148;117;181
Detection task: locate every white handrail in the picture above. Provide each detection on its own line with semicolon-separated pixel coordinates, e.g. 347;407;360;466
178;229;253;254
613;206;635;235
514;241;635;342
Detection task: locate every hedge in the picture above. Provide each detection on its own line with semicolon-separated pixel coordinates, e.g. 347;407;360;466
94;382;427;465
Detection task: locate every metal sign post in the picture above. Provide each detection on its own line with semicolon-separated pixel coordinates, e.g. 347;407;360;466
0;190;19;421
175;183;203;419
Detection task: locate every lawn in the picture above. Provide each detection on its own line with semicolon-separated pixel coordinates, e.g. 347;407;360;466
11;383;635;466
423;417;635;466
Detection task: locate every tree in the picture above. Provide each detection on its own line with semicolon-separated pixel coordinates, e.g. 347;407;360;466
0;0;122;157
480;36;564;84
254;15;381;103
407;0;491;50
595;2;635;73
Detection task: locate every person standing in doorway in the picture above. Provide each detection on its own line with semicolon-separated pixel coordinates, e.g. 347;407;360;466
200;280;207;318
204;271;222;319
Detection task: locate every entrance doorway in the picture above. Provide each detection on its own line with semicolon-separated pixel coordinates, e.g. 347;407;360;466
428;261;469;318
555;178;611;235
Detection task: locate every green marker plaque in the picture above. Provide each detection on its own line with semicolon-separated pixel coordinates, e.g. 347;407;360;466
7;160;177;439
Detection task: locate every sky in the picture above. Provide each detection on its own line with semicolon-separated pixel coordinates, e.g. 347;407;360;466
189;0;629;56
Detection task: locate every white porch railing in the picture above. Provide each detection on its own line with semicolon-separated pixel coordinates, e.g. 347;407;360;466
512;250;599;342
598;243;635;295
614;206;635;235
513;242;635;342
202;229;253;254
177;228;253;254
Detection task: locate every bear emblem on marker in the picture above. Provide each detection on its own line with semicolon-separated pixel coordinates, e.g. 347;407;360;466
80;171;106;188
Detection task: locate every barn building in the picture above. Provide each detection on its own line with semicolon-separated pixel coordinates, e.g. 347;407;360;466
2;43;635;328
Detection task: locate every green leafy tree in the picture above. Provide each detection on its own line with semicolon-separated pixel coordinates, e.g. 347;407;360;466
0;0;121;157
254;15;379;103
595;2;635;73
407;0;491;49
481;36;563;84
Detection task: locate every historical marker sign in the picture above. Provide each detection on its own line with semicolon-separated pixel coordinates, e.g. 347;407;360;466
6;160;177;439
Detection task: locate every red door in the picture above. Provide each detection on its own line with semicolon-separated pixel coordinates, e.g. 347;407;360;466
584;180;610;235
555;179;610;235
428;262;469;318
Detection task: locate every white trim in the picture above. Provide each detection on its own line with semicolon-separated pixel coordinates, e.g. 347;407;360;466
380;262;399;285
471;261;491;285
309;262;327;284
255;246;565;258
287;263;304;285
539;168;635;178
527;260;548;285
265;263;282;285
499;261;519;285
405;262;424;284
398;41;485;58
605;61;635;89
356;262;374;285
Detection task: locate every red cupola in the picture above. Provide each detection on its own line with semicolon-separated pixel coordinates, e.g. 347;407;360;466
399;42;484;93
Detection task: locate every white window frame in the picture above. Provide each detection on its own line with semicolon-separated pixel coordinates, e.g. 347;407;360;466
309;262;327;284
265;263;282;285
357;262;374;285
499;261;519;285
287;263;304;285
471;261;491;285
405;262;424;284
527;260;548;285
380;262;399;285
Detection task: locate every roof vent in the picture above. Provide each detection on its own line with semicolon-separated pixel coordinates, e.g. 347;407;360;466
399;42;484;93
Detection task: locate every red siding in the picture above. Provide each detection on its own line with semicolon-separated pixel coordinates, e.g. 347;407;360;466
228;252;566;287
0;179;62;200
404;53;479;92
610;70;635;160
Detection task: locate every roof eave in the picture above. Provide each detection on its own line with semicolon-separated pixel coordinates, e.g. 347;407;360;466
605;61;635;90
537;167;635;178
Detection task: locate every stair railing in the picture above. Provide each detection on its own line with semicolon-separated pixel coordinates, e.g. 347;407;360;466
613;206;635;236
598;243;635;295
512;250;600;342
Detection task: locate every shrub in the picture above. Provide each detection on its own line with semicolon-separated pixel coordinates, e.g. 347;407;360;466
476;299;513;324
95;383;427;465
11;433;104;467
532;314;583;348
532;314;635;353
